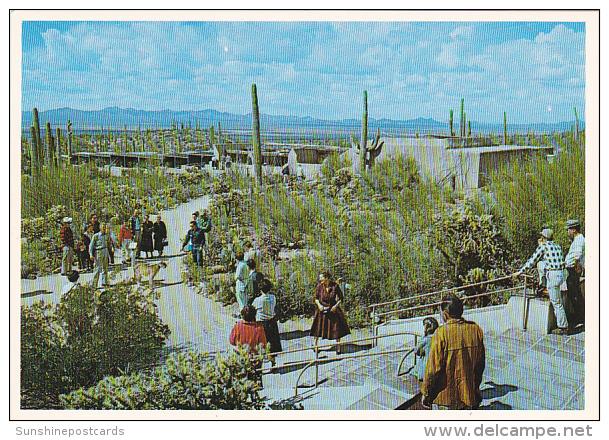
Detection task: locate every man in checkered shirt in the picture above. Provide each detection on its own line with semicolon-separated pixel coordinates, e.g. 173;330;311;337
513;228;568;335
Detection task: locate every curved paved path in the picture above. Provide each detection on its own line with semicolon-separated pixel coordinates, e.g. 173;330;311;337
21;195;239;354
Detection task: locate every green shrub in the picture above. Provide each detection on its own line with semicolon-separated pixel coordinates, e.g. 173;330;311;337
489;137;585;260
59;348;302;410
319;152;351;183
428;202;511;283
21;282;170;408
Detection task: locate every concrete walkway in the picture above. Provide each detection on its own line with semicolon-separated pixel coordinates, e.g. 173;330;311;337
259;298;585;411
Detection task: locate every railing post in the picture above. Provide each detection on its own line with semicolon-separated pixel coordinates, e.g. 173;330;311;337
371;306;377;348
521;276;530;332
314;342;319;388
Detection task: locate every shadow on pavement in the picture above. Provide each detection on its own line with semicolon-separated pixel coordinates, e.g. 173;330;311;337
279;330;310;341
270;358;339;375
21;289;54;298
480;381;518;399
480;401;513;410
339;343;373;354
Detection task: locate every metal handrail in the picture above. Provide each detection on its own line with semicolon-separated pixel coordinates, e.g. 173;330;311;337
367;275;514;310
290;332;422;397
369;274;537;345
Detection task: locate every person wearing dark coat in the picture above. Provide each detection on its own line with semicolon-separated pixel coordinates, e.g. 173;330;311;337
309;271;351;354
139;214;154;258
181;221;206;266
153;215;168;257
252;279;282;365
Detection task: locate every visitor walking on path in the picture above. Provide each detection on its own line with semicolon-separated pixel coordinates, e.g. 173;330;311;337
229;305;267;355
181;221;205;267
244;259;264;306
85;213;101;234
252;279;282;364
153;215;168;257
130;210;142;258
309;271;351;354
243;241;263;269
565;219;585;328
513;228;569;335
412;317;439;381
89;223;114;288
199;210;212;238
118;219;133;264
76;232;92;271
60;270;81;296
422;295;485;410
140;214;154;259
59;217;75;276
234;251;249;311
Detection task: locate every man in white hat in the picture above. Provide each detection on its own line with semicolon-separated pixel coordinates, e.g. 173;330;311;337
513;228;569;335
89;223;114;288
59;217;75;276
565;219;585;327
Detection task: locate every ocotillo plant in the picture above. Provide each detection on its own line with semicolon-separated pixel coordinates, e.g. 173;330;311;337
251;84;263;185
32;108;43;164
359;90;368;175
449;109;454;136
503;111;508;145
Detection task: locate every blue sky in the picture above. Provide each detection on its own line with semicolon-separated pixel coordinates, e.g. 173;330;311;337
21;20;585;124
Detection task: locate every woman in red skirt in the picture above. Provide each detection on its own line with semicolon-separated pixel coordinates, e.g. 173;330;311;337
309;272;351;354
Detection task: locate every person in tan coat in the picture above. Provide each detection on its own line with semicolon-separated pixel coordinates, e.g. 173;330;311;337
422;295;485;410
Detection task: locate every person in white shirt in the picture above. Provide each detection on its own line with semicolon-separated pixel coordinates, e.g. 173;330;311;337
234;251;249;312
60;270;81;296
243;241;263;269
565;219;585;328
252;279;282;365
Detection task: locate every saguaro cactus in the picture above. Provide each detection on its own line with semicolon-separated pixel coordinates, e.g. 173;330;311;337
209;125;216;146
67;120;73;163
449;109;454;136
460;98;465;138
359;90;368;175
574;107;580;143
32;108;43;163
29;125;39;175
503;111;508;145
468;121;471;137
367;127;384;167
251;84;263;185
46;122;55;167
56;127;62;166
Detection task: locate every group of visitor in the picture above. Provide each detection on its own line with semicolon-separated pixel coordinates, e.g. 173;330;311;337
58;210;169;289
180;210;212;266
513;219;585;335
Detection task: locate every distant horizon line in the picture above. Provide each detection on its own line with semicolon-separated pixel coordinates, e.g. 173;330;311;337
21;106;583;127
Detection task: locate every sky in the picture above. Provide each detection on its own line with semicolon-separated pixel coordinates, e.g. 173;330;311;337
20;20;586;124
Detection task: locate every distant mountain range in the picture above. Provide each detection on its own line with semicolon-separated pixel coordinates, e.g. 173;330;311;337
21;107;583;135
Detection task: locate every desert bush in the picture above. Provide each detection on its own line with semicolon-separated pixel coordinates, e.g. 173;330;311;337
489;136;585;260
428;202;511;283
363;154;421;197
21;282;170;408
319;152;352;183
59;348;302;410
